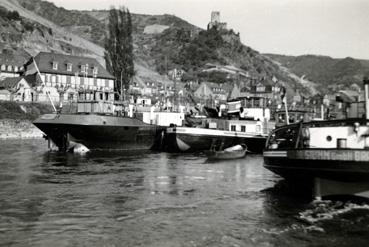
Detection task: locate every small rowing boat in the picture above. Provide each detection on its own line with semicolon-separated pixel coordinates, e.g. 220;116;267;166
207;144;248;160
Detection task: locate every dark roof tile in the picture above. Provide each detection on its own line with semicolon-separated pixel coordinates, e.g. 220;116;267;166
31;52;115;80
0;77;23;89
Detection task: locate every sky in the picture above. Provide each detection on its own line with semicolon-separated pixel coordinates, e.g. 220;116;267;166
48;0;369;59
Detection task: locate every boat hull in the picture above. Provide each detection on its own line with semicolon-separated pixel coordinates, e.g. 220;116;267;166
264;149;369;182
33;114;164;151
164;127;267;153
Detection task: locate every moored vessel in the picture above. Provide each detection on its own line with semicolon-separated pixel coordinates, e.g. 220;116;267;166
33;90;169;152
163;102;275;153
263;77;369;199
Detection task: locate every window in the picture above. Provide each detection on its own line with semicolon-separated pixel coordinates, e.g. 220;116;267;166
1;64;5;70
241;126;246;132
81;65;86;73
93;66;98;76
109;80;114;89
7;65;12;71
231;125;236;131
14;66;18;72
67;63;72;72
52;61;58;70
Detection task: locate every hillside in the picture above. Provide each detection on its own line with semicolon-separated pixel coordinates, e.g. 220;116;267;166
0;0;105;64
0;0;317;98
265;54;369;93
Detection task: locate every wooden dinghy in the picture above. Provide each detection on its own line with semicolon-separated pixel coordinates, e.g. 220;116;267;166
207;144;248;160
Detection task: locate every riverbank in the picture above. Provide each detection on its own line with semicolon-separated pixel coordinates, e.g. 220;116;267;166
0;101;53;139
0;119;44;139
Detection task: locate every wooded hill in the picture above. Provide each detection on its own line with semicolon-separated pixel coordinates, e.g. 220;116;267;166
3;0;367;97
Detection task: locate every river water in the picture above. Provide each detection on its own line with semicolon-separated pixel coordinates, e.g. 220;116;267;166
1;139;369;247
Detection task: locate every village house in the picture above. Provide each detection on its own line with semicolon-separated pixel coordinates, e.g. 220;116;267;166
194;82;229;104
0;76;35;102
130;75;179;99
23;52;115;103
230;78;281;102
0;49;27;81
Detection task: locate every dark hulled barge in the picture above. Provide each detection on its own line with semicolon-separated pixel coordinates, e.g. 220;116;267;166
33;92;164;152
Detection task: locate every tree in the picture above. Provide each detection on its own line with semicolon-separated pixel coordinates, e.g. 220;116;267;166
104;7;134;100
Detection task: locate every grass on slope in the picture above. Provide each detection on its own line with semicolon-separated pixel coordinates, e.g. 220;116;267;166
0;101;53;120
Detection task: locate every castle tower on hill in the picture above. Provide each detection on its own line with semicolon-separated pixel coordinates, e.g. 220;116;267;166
211;11;221;23
207;11;227;30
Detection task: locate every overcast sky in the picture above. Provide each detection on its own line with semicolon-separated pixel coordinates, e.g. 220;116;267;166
48;0;369;59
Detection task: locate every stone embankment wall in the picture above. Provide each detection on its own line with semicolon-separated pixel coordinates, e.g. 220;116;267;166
0;119;44;139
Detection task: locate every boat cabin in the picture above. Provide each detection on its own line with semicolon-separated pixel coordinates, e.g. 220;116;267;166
77;90;116;115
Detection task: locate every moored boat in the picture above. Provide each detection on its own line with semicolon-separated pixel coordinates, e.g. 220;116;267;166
206;144;248;160
34;112;164;151
164;124;268;153
163;101;275;153
32;89;184;152
263;77;369;199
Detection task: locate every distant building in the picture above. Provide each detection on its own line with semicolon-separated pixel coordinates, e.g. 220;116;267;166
230;78;281;100
0;49;27;81
130;75;180;100
23;52;115;102
207;11;227;30
0;76;35;102
194;82;228;103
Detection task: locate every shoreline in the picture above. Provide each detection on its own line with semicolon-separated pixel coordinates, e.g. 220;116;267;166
0;119;44;140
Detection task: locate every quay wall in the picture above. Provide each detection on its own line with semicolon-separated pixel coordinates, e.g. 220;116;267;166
0;119;44;139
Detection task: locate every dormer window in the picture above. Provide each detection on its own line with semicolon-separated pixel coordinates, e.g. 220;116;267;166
67;63;72;72
14;66;18;72
81;65;86;73
52;61;58;70
7;65;12;71
1;64;5;71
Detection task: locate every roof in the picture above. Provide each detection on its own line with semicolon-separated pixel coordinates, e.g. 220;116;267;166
29;52;115;80
0;77;23;89
336;90;359;103
23;74;40;87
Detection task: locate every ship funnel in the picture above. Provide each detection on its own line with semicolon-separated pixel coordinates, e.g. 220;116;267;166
364;77;369;120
